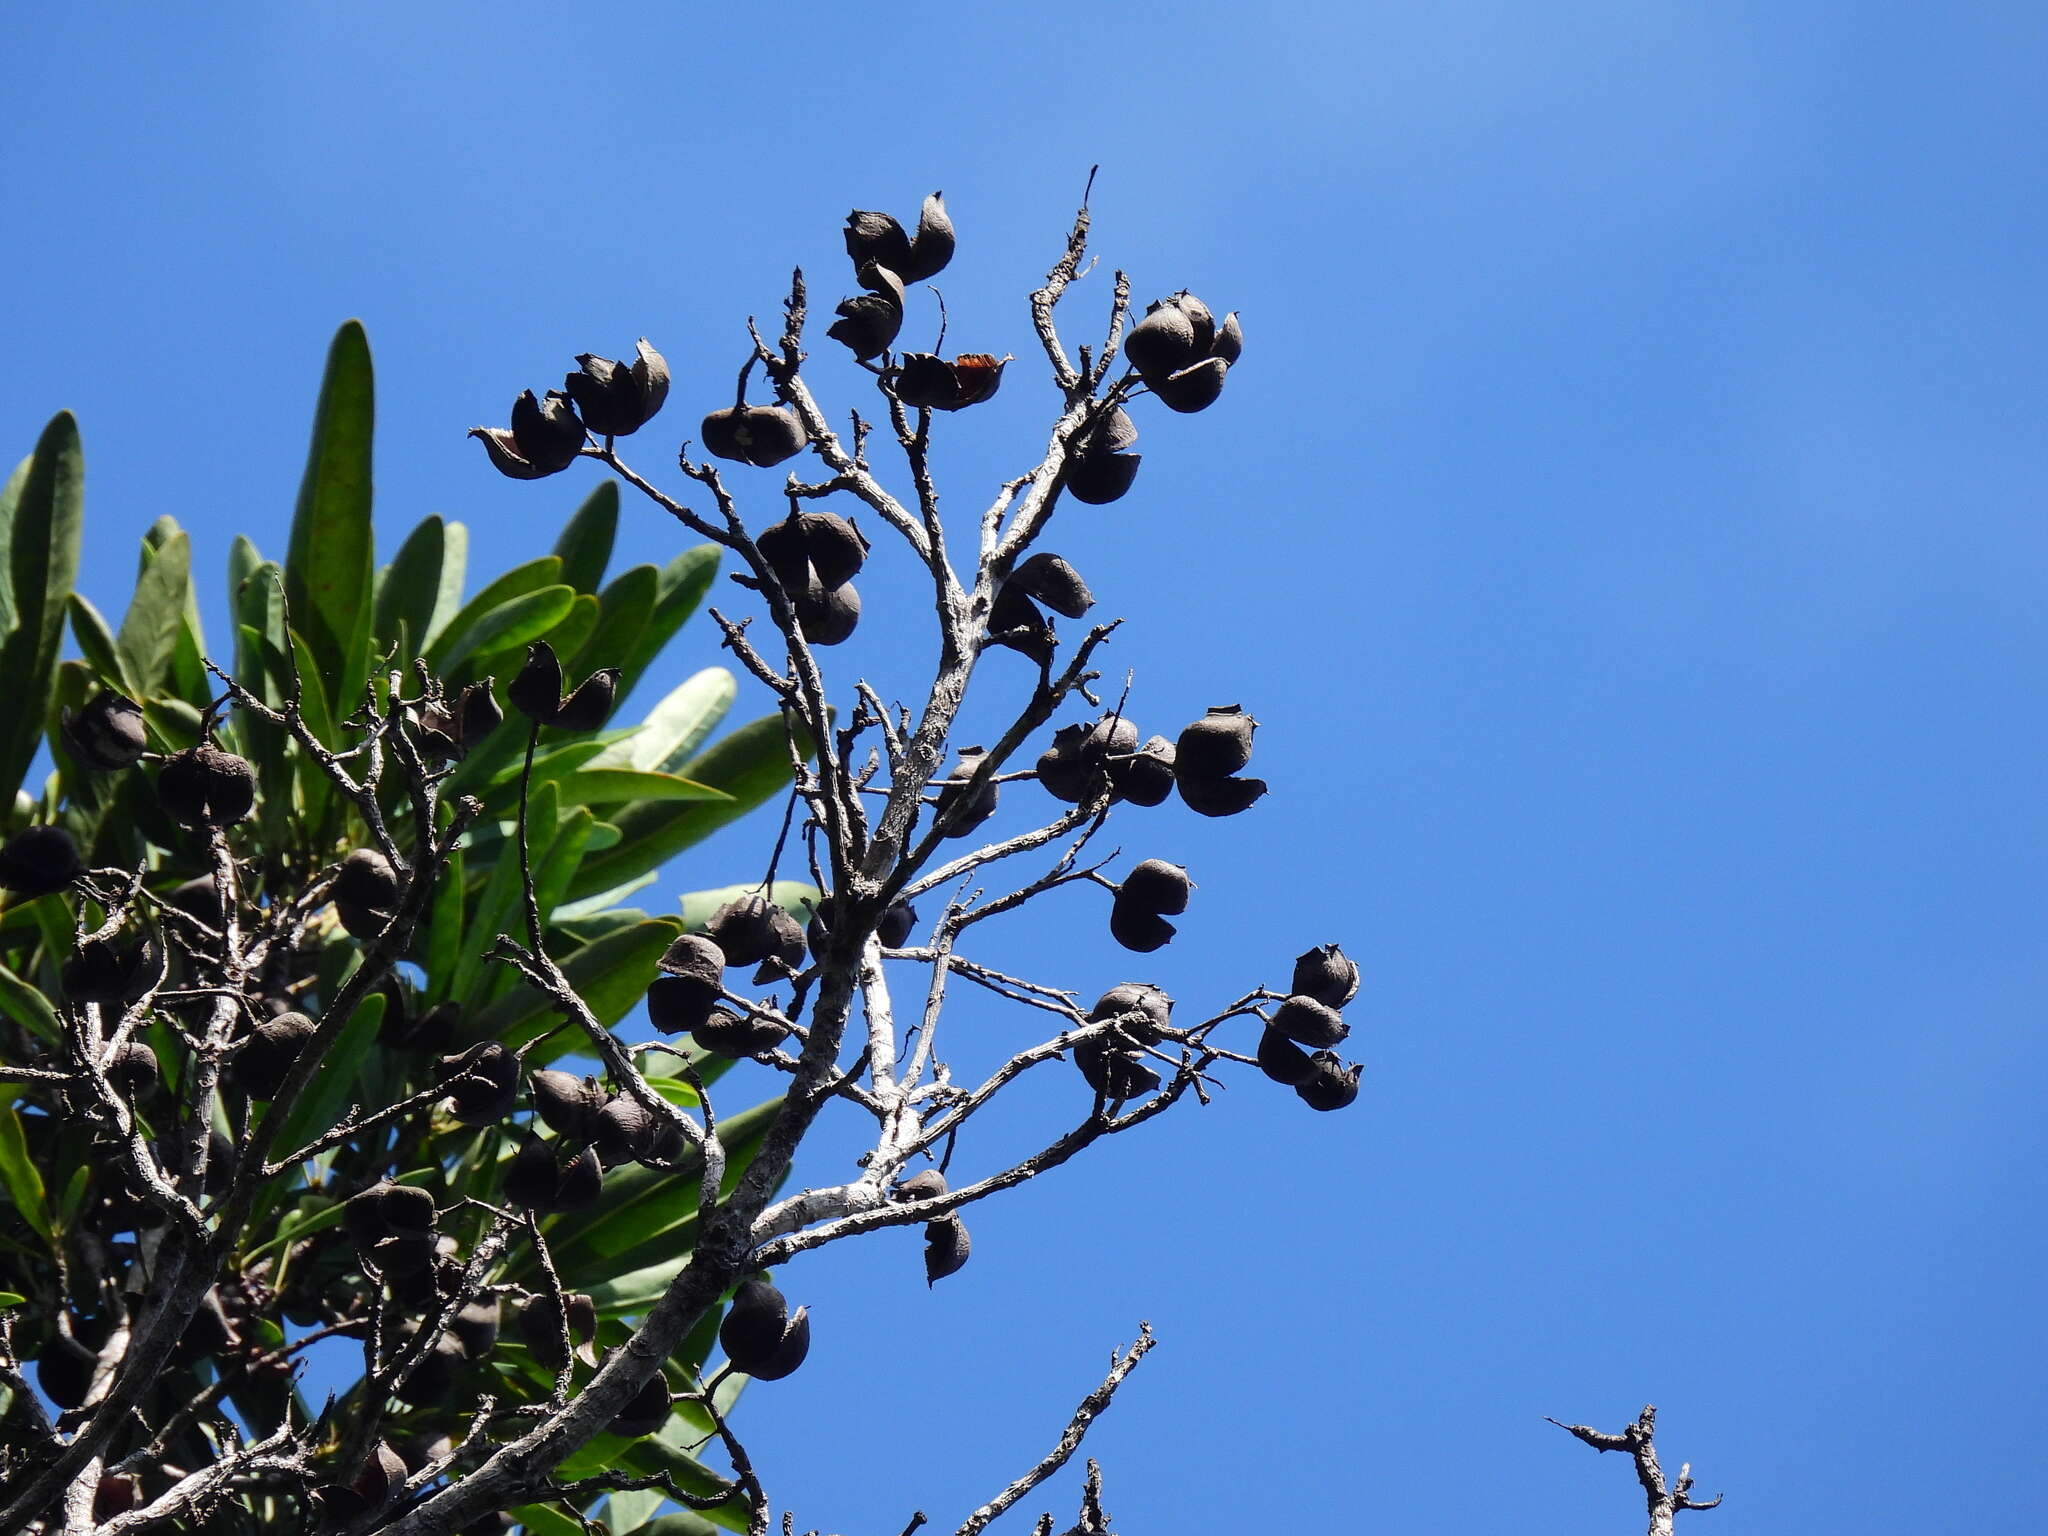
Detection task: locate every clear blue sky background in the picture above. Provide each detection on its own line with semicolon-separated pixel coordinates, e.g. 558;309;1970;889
7;4;2045;1532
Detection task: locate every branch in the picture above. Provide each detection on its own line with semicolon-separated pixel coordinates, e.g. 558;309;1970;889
1548;1405;1723;1536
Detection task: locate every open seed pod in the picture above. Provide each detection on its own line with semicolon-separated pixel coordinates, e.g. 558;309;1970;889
334;848;400;910
1074;1041;1162;1101
1291;943;1361;1008
1087;983;1174;1045
529;1070;607;1143
702;893;804;970
691;1007;789;1060
451;1299;500;1358
1120;859;1192;916
91;1472;138;1522
934;748;998;837
702;403;807;468
1295;1052;1362;1111
608;1373;675;1439
63;690;148;771
471;387;586;480
394;1328;468;1403
1108;897;1176;953
62;929;159;1005
349;1441;409;1513
899;190;956;283
750;1306;812;1381
1271;995;1348;1048
795;511;869;588
516;1291;597;1369
1009;552;1095;619
1152;356;1229;414
1124;296;1204;385
1035;723;1102;804
563;339;669;437
791;571;862;645
924;1215;971;1286
647;972;721;1036
893;1168;948;1201
344;1181;437;1248
894;351;1008;411
719;1277;791;1369
230;1011;316;1099
1175;773;1268;818
157;745;257;827
844;208;913;279
826;285;903;360
508;641;566;724
552;667;620;732
445;1042;519;1125
1110;735;1177;807
988;581;1056;664
1065;448;1142;505
592;1094;657;1165
1256;1025;1316;1086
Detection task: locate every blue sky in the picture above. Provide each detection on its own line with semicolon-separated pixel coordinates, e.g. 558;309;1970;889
6;3;2045;1532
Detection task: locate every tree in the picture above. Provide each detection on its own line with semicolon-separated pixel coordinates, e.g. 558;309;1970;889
0;182;1684;1536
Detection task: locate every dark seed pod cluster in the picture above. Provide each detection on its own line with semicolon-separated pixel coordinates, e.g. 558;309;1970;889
443;1042;519;1126
343;1180;443;1281
924;1214;971;1286
701;892;806;978
893;1168;948;1202
230;1010;316;1098
933;747;997;838
515;1290;597;1369
608;1372;675;1439
844;192;955;286
1173;704;1266;817
691;1006;789;1061
506;1133;604;1214
472;338;670;477
894;351;1008;412
1089;983;1174;1045
987;579;1057;664
1254;944;1363;1111
1125;292;1241;413
334;846;402;939
157;744;257;828
719;1276;811;1380
529;1069;607;1142
1010;553;1095;618
63;690;148;771
1066;406;1141;504
1110;859;1192;952
646;932;725;1035
828;263;906;361
755;508;868;646
509;640;618;732
471;388;586;479
416;679;504;761
62;928;159;1005
1036;712;1164;806
563;340;670;437
103;1040;160;1095
1073;1038;1161;1101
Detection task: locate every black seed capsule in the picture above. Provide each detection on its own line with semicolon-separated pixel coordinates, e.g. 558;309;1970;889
159;744;258;827
1074;1042;1161;1100
791;573;861;646
1111;735;1177;807
470;389;586;479
1291;943;1360;1008
563;340;670;437
1108;898;1176;953
934;748;997;837
702;404;807;468
691;1007;788;1060
38;1335;97;1409
231;1011;316;1099
1256;1025;1316;1086
552;667;619;733
826;290;903;361
1295;1052;1362;1111
1124;301;1200;385
797;512;869;588
105;1040;159;1094
894;1169;948;1201
702;894;789;969
900;191;956;284
461;680;505;744
553;1145;605;1212
1035;723;1100;804
506;1133;563;1211
446;1043;519;1125
508;641;565;725
1120;859;1192;916
988;582;1055;664
1175;774;1268;818
608;1373;673;1438
647;972;720;1036
1065;450;1142;505
1153;356;1230;414
844;209;912;279
62;931;158;1005
353;1441;409;1510
719;1277;789;1370
1272;995;1349;1048
516;1292;596;1369
1175;706;1256;778
63;691;148;771
165;873;223;928
1213;311;1244;364
451;1298;500;1358
591;1095;655;1165
750;1305;811;1381
658;932;726;984
335;848;400;910
1088;983;1174;1045
879;900;917;948
754;513;812;591
529;1070;606;1142
1010;553;1094;619
924;1215;971;1286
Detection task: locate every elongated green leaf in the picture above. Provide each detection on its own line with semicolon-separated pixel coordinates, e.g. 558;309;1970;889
0;456;24;638
512;590;599;675
422;555;561;672
615;544;718;703
0;413;84;806
588;667;735;774
570;561;656;679
284;322;376;737
117;527;191;697
0;961;63;1046
66;594;123;689
374;514;446;662
144;517;210;703
566;713;802;901
456;777;560;1007
548;769;730;808
467;917;682;1054
0;1098;51;1242
432;584;576;678
511;1505;587;1536
679;880;820;933
554;480;618;594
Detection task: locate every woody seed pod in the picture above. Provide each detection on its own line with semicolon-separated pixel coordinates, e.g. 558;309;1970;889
1088;982;1174;1045
1256;1025;1316;1087
157;745;257;827
826;288;903;361
530;1070;607;1143
1035;723;1100;804
934;748;997;837
446;1042;519;1125
647;972;720;1036
231;1011;317;1099
1124;300;1201;385
692;1007;788;1060
1212;311;1244;364
1073;1042;1161;1101
988;581;1055;665
1295;1052;1362;1112
1108;898;1176;953
751;1305;812;1381
893;1168;948;1201
702;893;791;969
462;680;505;742
701;403;807;468
924;1215;971;1286
563;339;670;437
38;1335;97;1409
755;512;812;591
797;511;869;588
1120;859;1192;916
451;1298;500;1358
1110;735;1177;807
608;1373;674;1439
1010;553;1094;619
552;667;620;732
166;873;223;928
62;930;159;1004
1272;995;1349;1048
844;208;913;279
345;1181;437;1246
516;1292;597;1369
105;1040;159;1094
335;848;401;910
1065;449;1142;505
894;352;1007;411
553;1145;605;1212
719;1277;789;1369
792;572;862;646
508;641;565;724
592;1094;655;1165
63;691;148;771
1175;705;1256;778
1175;774;1268;818
658;932;726;984
471;389;586;479
353;1441;409;1511
506;1133;563;1211
806;896;919;959
1291;944;1361;1008
900;190;956;284
395;1330;468;1402
1152;356;1230;414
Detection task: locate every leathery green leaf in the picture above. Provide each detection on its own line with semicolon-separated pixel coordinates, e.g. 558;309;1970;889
284;322;376;728
0;1095;52;1242
117;526;192;698
374;514;447;663
467;917;682;1054
0;413;84;807
553;479;619;594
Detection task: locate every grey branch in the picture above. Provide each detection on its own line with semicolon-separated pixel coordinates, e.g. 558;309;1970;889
1548;1405;1724;1536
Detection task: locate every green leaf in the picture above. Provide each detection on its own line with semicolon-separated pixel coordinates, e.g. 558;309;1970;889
510;1506;587;1536
284;322;376;741
116;526;191;697
0;1097;51;1242
455;776;560;1008
65;594;123;690
466;917;682;1055
554;479;619;594
268;993;385;1158
374;514;447;663
431;583;576;677
515;590;600;675
0;1292;25;1308
144;516;210;704
0;960;63;1047
543;769;730;809
422;555;562;672
566;713;803;902
0;413;85;807
620;1513;730;1536
426;520;469;648
618;544;719;705
421;838;466;1006
679;880;820;933
588;667;736;774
